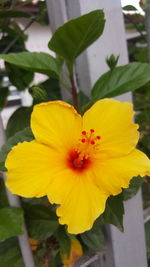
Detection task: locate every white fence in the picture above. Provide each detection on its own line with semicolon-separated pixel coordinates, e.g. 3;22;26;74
46;1;148;266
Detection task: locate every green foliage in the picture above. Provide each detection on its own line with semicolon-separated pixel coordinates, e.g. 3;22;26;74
0;178;9;208
123;176;143;201
101;194;124;232
49;10;105;74
0;10;30;18
123;5;137;11
0;52;60;78
0;86;9;110
0;127;34;171
0;237;24;267
6;107;33;138
5;63;34;91
29;86;48;104
55;227;71;256
92;62;150;100
81;219;105;251
0;207;24;241
39;78;62;101
24;204;59;240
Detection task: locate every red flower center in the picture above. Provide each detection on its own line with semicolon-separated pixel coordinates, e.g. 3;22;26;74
67;129;101;172
67;150;91;172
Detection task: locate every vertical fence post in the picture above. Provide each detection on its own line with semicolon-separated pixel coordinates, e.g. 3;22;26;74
46;1;147;266
0;115;35;267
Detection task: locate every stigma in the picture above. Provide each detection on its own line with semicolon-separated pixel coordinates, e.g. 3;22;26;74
81;129;101;146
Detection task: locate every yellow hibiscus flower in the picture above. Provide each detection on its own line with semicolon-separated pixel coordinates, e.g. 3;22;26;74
5;99;150;234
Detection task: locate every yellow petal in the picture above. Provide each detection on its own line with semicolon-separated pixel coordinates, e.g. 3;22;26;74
83;99;139;158
47;170;108;234
61;239;83;267
5;141;64;197
93;149;150;195
31;101;82;150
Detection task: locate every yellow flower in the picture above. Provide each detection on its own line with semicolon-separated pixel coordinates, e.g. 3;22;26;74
5;99;150;234
61;238;83;267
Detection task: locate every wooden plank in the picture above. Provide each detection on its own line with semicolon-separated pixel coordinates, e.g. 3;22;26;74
46;1;147;266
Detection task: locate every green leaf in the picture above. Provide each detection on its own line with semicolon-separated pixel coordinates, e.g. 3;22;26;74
123;176;142;201
123;5;137;11
81;219;105;251
0;246;24;267
39;78;62;100
0;207;24;241
24;204;59;240
0;10;30;18
5;63;34;91
0;52;59;78
6;107;33;138
92;62;150;100
101;194;124;232
29;86;48;104
0;237;24;267
55;227;71;256
49;10;105;71
0;127;34;172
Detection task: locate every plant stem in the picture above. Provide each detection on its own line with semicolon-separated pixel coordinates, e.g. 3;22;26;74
2;16;36;54
70;75;78;111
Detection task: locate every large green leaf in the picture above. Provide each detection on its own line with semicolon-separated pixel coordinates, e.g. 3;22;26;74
0;207;24;241
6;107;32;138
0;52;59;78
81;219;105;251
0;127;34;172
101;194;124;232
91;62;150;100
49;10;105;71
24;204;59;240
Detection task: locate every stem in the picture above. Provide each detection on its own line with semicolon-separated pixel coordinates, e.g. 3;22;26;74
125;14;147;41
70;75;78;111
2;16;36;54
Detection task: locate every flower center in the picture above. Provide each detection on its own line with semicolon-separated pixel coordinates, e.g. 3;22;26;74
67;129;101;172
